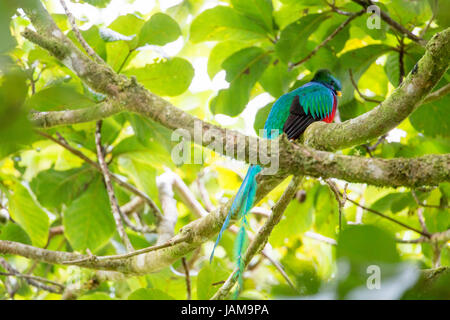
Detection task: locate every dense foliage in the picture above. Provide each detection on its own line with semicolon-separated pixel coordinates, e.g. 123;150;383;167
0;0;449;300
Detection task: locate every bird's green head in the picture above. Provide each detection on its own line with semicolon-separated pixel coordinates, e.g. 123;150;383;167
312;69;342;96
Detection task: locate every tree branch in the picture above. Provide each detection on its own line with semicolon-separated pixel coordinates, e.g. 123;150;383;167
95;120;134;252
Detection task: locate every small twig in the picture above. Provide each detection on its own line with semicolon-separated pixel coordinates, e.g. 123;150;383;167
62;235;189;264
291;10;364;68
35;130;163;221
423;83;450;104
181;257;191;300
59;0;104;64
95;120;134;252
349;69;382;103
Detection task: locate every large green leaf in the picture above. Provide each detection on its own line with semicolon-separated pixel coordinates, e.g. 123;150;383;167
8;183;49;248
126;58;194;96
27;84;96;111
63;177;115;252
30;165;96;210
207;41;250;79
337;225;399;265
138;13;181;47
231;0;274;32
259;58;298;98
276;13;331;63
210;47;270;116
190;6;268;43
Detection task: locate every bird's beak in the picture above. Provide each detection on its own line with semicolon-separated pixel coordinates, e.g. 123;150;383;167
337;91;342;97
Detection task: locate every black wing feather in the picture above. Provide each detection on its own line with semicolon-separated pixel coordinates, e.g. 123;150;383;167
282;95;316;140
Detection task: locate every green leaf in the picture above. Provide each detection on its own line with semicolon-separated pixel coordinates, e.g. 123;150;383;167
207;41;250;79
30;165;96;210
190;6;267;43
63;177;116;252
126;114;174;154
8;183;49;248
27;84;96;111
269;185;315;247
0;1;18;53
370;192;415;214
107;13;145;49
276;13;331;63
254;102;273;134
75;0;111;8
197;260;230;299
108;14;145;37
0;67;34;158
114;142;160;199
231;0;273;32
138;13;181;47
388;0;431;26
67;26;107;60
410;97;450;137
259;58;298;97
126;58;194;96
128;288;175;300
337;225;400;264
106;41;137;72
0;221;31;245
210;47;270;116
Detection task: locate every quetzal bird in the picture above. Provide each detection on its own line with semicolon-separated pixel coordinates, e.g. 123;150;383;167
210;69;342;295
